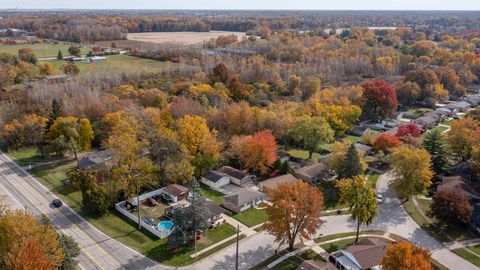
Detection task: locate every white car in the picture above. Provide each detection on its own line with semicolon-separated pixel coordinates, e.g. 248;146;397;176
376;194;384;204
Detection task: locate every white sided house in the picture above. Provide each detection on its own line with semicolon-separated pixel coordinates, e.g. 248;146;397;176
201;166;254;189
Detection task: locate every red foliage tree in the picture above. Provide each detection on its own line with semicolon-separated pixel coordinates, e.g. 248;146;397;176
396;124;421;138
361;80;398;120
373;133;401;153
429;188;473;225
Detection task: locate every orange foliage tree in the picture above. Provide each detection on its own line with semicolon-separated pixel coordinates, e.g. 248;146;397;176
229;131;277;175
381;241;434;270
264;181;324;251
373;133;401;153
4;238;53;270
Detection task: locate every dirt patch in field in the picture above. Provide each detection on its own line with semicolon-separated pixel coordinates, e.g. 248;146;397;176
127;31;247;45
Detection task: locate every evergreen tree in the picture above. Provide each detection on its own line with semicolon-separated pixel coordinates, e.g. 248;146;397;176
47;99;64;130
57;50;63;60
423;130;448;174
168;178;209;248
280;160;292;174
338;144;364;179
57;234;80;270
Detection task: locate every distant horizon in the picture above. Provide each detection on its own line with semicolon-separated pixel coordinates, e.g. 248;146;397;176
0;0;479;11
1;8;480;11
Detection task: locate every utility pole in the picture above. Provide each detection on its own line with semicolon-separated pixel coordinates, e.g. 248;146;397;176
235;224;240;270
192;178;197;261
134;173;141;230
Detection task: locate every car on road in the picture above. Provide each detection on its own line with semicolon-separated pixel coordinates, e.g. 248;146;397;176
142;217;157;227
376;193;384;204
146;197;157;206
52;199;63;208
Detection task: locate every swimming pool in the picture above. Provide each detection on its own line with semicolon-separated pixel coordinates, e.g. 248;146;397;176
157;221;174;231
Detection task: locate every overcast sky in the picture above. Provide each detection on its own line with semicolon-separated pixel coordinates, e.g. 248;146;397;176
0;0;479;10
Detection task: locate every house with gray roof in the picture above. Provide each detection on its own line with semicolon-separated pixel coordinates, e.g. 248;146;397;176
78;150;113;170
446;101;471;112
221;188;265;213
201;170;230;189
413;115;439;130
294;163;328;184
259;173;300;192
201;166;254;189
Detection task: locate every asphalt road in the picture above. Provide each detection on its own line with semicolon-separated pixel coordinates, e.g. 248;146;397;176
0;152;165;270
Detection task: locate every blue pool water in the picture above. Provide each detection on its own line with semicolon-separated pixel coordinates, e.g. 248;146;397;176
157;221;174;231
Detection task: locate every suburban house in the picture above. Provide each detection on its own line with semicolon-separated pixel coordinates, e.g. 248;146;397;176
221;188;265;213
163;184;190;202
259;173;301;193
78;150;113;170
350;125;372;137
205;200;226;227
446;101;471;112
201;170;230;189
330;238;388;270
429;108;451;120
452;162;480;182
354;143;373;155
437;175;480;201
413;115;439;130
294;163;328;184
297;260;336;270
201;166;254;189
217;166;255;186
466;94;480;106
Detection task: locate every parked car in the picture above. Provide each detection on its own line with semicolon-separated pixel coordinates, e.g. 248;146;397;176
142;217;157;227
52;199;63;208
160;193;173;204
146;197;157;206
376;194;384;204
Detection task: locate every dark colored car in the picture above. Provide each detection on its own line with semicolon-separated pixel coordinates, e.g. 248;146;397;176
146;197;157;206
142;217;157;227
160;193;173;204
52;199;63;208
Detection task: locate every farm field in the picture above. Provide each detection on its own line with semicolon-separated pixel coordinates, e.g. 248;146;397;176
41;54;178;77
0;43;90;58
127;31;247;45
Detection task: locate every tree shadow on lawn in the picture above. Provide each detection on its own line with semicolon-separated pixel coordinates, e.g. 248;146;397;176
211;244;276;270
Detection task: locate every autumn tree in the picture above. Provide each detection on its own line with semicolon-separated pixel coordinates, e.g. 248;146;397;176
338;143;366;179
445;118;480;161
336;176;378;242
264;181;324;251
47;116;94;162
429;189;473;225
212;63;231;85
396;123;421;144
1;114;47;150
373;133;401;154
395;81;421;107
39;62;57;76
47;99;64;130
229;131;277;175
422;130;448;174
381;241;434;270
390;146;433;198
18;47;37;64
176;115;223;176
68;46;81;56
0;209;64;269
0;63;16;89
290;115;334;160
57;234;80;270
361;80;398;120
62;62;80;76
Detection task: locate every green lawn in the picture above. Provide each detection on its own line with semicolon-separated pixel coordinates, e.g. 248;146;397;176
341;135;361;144
7;148;237;266
271;249;325;270
232;208;268;227
287;149;322;163
200;184;225;204
440;119;453;126
42;54;174;78
6;148;44;165
317;180;346;210
367;173;380;188
320;236;390;253
404;108;433;118
314;231;385;243
452;248;480;267
404;198;477;243
0;43;90;58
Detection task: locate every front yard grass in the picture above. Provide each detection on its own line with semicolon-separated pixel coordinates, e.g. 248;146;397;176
200;184;225;204
232;208;268;227
452;248;480;267
317;180;346;210
287;149;322;163
404;198;477;243
7;148;237;266
367;173;380;188
271;249;325;270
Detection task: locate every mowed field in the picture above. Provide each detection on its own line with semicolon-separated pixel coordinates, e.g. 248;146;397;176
0;43;90;58
42;54;177;77
127;31;247;45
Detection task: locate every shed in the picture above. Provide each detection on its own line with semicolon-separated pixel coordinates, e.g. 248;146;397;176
201;170;230;189
163;184;189;202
